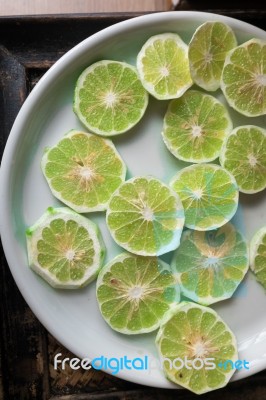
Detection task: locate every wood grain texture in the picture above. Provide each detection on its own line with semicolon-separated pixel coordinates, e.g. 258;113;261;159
0;0;172;16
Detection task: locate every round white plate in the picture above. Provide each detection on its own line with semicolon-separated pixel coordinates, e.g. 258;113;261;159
1;11;266;388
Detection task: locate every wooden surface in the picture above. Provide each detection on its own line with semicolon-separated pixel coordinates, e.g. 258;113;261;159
0;0;172;15
0;8;266;400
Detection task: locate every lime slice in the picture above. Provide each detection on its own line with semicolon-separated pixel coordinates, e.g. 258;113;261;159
162;90;232;163
188;21;237;91
136;33;192;100
73;60;149;136
220;125;266;194
26;207;105;289
170;164;239;231
106;176;185;256
96;253;180;334
221;39;266;116
156;301;238;394
171;223;249;305
250;226;266;289
41;130;126;213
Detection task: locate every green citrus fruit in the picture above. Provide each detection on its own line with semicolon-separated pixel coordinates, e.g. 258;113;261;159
74;60;149;135
26;207;105;289
220;125;266;194
106;176;185;256
162;90;232;163
96;253;180;334
136;33;192;100
156;301;238;394
171;223;249;305
170;164;239;231
188;21;237;91
41;130;126;212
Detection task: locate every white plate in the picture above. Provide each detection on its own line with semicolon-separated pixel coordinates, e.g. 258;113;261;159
1;11;266;388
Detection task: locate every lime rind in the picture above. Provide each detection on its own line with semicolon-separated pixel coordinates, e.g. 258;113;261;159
106;176;185;256
188;21;237;92
155;301;238;394
73;60;149;136
41;130;127;213
221;38;266;117
26;207;105;289
250;226;266;289
220;125;266;194
171;223;249;305
96;253;180;334
170;164;239;231
162;90;233;163
136;33;193;100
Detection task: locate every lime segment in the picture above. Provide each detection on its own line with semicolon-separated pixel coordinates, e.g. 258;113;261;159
162;90;232;163
96;253;180;334
156;301;238;394
136;33;192;100
220;125;266;194
188;21;237;91
74;60;149;136
172;223;249;305
26;207;105;289
41;130;126;213
250;226;266;289
170;164;239;231
106;176;185;256
221;39;266;116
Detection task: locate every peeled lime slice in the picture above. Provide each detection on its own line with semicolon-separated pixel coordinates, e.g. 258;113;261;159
156;301;238;394
188;21;237;91
41;130;126;213
162;90;232;163
221;39;266;116
106;176;185;256
172;223;249;305
220;125;266;194
170;164;239;231
96;253;180;334
136;33;192;100
74;60;149;136
26;207;105;289
250;226;266;289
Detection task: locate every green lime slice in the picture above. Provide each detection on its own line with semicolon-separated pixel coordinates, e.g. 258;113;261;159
170;164;239;231
221;39;266;116
136;33;192;100
156;301;238;394
26;207;105;289
162;90;232;163
74;60;149;136
220;125;266;194
171;223;249;305
41;130;126;213
96;253;180;334
250;226;266;289
188;21;237;91
106;176;185;256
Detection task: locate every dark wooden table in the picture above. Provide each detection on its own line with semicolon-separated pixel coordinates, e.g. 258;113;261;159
1;6;266;400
